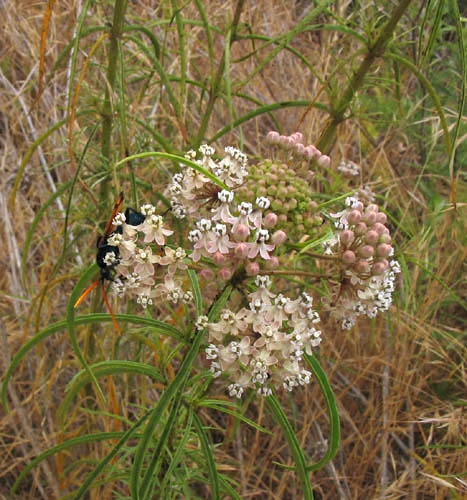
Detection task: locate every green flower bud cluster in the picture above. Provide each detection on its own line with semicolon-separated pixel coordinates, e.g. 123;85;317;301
237;158;323;237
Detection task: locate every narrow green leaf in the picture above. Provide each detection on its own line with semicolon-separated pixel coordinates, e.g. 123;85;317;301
11;432;126;496
208;285;233;321
115;152;228;191
266;395;314;500
73;409;153;499
159;410;193;495
60;361;165;426
304;353;340;471
130;324;207;498
198;402;272;434
188;269;203;316
192;411;220;500
208;101;329;144
139;385;185;500
1;312;186;411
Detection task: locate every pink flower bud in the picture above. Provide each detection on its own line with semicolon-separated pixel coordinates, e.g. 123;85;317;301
294;142;306;157
354;222;367;236
214;252;227;265
340;229;355;247
308;200;318;212
279;214;288;224
317;155;330;168
199;269;215;281
356;259;370;275
376;244;392;258
365;230;379;246
234;242;249;258
265;256;280;269
272;230;287;245
263;212;278;228
367;204;379;213
266;131;280;145
284;137;295;150
304;145;320;160
372;261;388;276
279;135;288;148
358;245;374;258
246;262;260;275
379;233;392;244
354;201;364;212
375;212;387;224
342;250;356;265
372;222;387;235
232;223;249;240
219;267;232;280
291;132;303;142
347;209;362;225
364;212;377;225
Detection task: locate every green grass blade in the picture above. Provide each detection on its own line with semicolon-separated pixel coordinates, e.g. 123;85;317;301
192;410;220;500
11;431;126;496
67;265;106;403
66;0;92;116
10;110;94;212
194;0;214;78
266;394;314;500
386;52;452;156
1;312;186;411
447;0;466;188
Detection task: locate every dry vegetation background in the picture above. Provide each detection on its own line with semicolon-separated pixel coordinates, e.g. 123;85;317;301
0;0;466;499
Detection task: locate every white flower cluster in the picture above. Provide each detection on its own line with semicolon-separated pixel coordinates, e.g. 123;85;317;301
326;259;401;330
203;275;322;398
167;145;286;278
105;205;192;307
322;196;401;329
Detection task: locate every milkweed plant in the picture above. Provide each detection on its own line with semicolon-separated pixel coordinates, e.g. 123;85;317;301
8;0;458;497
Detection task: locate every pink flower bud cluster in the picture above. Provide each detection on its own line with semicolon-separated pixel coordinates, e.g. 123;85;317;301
201;276;322;398
322;196;401;329
266;130;331;168
108;206;192;308
167;145;287;281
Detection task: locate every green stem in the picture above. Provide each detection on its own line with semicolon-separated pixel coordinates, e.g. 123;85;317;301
101;0;128;202
316;0;414;154
194;0;246;146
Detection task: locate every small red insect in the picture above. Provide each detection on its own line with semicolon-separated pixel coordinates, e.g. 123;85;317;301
74;192;145;335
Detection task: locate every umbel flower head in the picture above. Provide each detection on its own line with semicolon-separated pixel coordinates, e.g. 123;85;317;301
201;275;322;398
102;204;193;308
322;196;401;329
167;145;287;281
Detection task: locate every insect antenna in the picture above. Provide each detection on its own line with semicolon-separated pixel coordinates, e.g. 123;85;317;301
74;279;99;308
101;281;122;335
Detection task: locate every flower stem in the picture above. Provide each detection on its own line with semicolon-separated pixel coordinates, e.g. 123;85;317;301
194;0;246;146
100;0;128;203
316;0;414;154
259;270;336;279
305;251;339;261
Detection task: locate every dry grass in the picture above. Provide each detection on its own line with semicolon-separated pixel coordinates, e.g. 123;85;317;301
0;0;466;498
